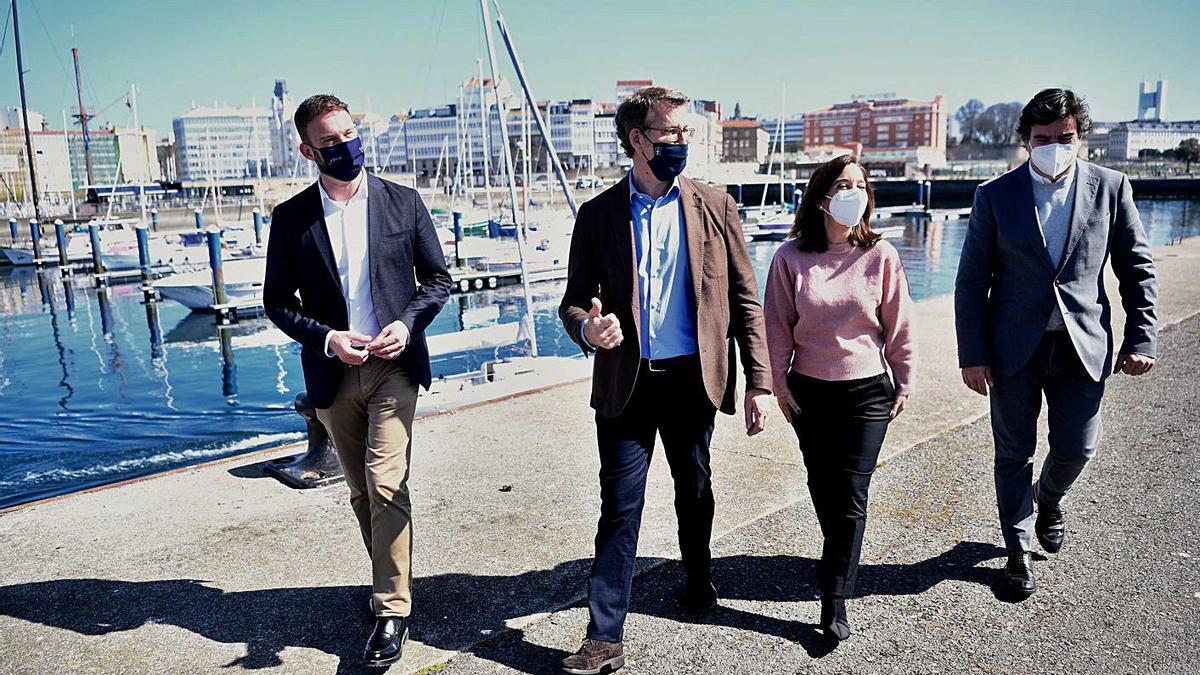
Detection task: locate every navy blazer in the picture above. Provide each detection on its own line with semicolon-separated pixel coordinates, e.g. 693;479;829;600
263;174;453;408
954;160;1158;382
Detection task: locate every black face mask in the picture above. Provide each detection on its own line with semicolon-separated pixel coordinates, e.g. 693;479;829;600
638;129;688;182
312;137;365;182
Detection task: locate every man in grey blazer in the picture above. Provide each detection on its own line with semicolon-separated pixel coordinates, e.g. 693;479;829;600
955;88;1157;597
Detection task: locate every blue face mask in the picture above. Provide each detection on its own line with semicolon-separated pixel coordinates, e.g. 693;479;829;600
642;134;688;182
314;136;365;182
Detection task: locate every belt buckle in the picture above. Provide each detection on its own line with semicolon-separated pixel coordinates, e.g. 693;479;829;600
647;358;667;373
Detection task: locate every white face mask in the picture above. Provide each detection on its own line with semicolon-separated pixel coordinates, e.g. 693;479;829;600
824;188;869;227
1030;142;1078;178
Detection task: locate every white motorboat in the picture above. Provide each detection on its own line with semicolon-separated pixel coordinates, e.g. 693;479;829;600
154;256;266;310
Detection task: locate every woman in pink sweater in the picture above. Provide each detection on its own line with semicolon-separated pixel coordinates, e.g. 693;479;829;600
763;154;915;642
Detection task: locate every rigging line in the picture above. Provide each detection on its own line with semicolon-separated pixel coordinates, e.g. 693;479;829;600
29;0;70;78
28;0;73;105
92;90;129;119
417;0;449;105
0;3;12;59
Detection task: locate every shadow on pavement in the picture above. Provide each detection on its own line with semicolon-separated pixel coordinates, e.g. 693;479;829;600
0;542;1005;673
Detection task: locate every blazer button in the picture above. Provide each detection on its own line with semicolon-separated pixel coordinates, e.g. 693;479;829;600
1053;280;1061;286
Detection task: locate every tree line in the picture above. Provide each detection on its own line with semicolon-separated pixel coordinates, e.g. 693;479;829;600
954;99;1023;145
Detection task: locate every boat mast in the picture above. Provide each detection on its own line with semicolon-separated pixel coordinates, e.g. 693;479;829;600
759;82;785;212
491;0;577;218
12;0;42;220
480;0;537;356
72;46;95;187
477;58;494;219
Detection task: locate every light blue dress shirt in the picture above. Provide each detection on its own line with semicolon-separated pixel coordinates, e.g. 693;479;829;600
629;173;698;359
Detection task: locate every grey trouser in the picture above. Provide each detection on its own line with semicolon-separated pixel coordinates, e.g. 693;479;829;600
990;331;1105;553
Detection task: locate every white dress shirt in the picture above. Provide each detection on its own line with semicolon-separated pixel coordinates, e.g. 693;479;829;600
319;176;381;357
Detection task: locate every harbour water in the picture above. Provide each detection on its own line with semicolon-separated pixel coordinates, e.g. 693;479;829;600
1;199;1196;509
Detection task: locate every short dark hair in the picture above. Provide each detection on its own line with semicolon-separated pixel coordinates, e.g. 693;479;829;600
1017;88;1092;143
790;154;881;252
294;94;350;144
615;86;690;158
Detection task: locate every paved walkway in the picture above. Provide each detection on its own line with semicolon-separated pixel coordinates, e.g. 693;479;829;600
1;237;1198;674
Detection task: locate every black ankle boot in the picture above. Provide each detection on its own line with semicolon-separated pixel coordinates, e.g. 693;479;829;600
819;598;851;641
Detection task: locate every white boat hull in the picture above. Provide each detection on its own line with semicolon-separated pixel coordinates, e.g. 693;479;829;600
154;257;265;311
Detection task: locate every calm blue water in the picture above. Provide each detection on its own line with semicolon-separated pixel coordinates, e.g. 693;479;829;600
1;199;1196;508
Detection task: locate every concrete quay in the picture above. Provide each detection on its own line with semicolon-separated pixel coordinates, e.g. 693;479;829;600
1;237;1198;674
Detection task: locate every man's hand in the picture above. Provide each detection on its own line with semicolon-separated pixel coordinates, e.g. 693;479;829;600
366;321;410;360
889;394;909;420
583;297;623;350
776;390;800;425
330;330;373;366
961;366;993;396
745;388;771;436
1115;352;1154;376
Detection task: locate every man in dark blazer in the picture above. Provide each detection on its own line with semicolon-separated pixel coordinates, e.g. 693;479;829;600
955;88;1157;598
558;86;772;674
263;94;451;667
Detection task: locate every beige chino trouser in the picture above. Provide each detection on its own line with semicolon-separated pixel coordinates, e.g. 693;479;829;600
316;357;419;618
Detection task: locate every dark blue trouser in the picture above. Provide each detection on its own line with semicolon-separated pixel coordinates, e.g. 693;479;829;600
789;371;895;600
991;331;1105;553
586;357;717;642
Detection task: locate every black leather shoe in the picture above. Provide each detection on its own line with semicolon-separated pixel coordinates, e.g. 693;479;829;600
363;617;408;668
819;598;851;641
680;575;718;613
1003;552;1037;597
1036;503;1066;554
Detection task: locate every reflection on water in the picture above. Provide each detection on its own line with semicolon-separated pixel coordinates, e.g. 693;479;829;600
1;200;1197;508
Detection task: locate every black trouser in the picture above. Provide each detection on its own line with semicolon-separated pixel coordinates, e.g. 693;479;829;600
587;354;717;642
788;371;895;599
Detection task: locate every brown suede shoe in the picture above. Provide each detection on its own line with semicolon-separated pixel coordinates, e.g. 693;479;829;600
561;638;625;675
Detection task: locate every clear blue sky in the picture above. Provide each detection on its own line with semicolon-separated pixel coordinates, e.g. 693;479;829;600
2;0;1197;138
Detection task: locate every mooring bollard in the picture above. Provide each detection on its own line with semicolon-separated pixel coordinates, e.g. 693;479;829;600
453;210;465;268
88;222;105;276
206;225;228;321
194;208;204;230
915;180;925;206
29;219;45;267
252;208;263;246
924;180;934;210
54;219;70;269
150;208;159;232
263;392;345;489
9;217;18;243
136;224;154;290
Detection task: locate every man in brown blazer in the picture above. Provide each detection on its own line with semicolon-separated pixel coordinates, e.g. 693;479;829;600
558;86;772;675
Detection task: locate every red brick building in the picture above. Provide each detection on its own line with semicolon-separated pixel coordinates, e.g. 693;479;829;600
803;96;947;153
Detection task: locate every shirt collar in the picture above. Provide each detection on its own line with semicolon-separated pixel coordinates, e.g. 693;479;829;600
1028;160;1076;187
628;171;679;204
317;173;369;210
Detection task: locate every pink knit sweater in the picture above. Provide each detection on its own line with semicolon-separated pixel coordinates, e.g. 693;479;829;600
764;239;915;396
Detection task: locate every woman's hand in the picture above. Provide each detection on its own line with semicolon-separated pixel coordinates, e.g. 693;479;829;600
889;393;908;420
776;391;800;424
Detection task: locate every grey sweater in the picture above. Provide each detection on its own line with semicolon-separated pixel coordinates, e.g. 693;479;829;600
1032;172;1076;331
